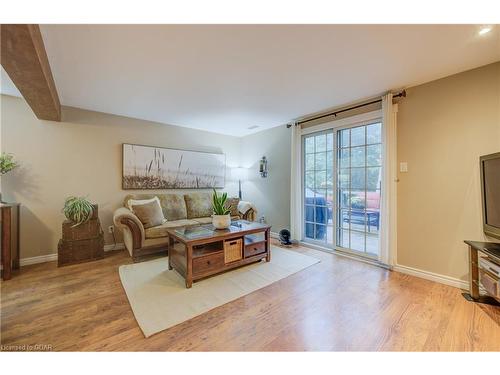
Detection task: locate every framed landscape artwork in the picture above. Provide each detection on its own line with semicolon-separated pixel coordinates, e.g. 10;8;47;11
122;144;226;189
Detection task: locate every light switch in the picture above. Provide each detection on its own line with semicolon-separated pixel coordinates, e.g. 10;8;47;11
400;162;408;173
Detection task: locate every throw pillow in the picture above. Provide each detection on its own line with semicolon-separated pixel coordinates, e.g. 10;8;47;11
225;197;240;217
184;193;213;218
127;196;160;212
161;194;188;221
129;198;165;228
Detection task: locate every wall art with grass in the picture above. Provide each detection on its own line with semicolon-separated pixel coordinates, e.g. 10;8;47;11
122;144;225;189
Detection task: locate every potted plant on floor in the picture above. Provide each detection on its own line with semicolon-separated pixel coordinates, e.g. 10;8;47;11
212;189;231;229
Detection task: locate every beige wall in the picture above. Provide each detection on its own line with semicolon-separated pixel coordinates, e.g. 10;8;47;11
1;95;241;258
240;125;291;232
397;62;500;281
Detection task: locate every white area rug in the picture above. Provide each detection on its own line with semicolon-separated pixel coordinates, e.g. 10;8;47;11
119;246;320;337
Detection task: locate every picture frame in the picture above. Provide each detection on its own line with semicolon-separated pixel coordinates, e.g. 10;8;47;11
122;143;226;189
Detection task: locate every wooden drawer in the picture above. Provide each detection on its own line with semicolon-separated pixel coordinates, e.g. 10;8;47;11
193;252;224;276
244;242;266;258
480;269;500;298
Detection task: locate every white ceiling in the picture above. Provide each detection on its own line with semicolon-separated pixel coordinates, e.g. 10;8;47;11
1;25;499;136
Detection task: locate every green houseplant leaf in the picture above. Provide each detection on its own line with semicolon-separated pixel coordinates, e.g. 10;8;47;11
0;153;18;175
212;189;231;215
63;196;94;227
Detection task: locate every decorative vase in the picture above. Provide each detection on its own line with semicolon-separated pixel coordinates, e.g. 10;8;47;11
212;214;231;229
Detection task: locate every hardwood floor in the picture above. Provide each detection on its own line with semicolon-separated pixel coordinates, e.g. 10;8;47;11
1;242;499;351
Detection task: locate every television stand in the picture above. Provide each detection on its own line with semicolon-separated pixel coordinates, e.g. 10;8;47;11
463;240;500;306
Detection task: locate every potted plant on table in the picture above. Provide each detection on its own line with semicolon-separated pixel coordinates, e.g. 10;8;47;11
0;153;18;203
0;153;18;176
212;189;231;229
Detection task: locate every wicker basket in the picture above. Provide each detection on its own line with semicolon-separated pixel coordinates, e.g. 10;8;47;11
224;238;242;263
58;205;104;266
58;234;104;266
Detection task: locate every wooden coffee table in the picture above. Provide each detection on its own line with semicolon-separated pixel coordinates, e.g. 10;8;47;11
166;220;271;288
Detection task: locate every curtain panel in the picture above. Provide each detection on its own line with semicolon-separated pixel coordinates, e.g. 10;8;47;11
290;122;303;241
379;93;398;267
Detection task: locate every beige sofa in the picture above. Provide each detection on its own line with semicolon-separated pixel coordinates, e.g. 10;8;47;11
113;192;256;261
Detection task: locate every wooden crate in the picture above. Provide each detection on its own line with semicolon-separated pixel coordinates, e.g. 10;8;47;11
62;218;101;241
224;238;242;264
58;235;104;266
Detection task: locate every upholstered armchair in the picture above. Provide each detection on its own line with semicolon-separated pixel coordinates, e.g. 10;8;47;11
238;201;257;221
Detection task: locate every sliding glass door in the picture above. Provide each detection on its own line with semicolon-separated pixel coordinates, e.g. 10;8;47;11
303;121;382;258
303;131;334;247
336;122;382;257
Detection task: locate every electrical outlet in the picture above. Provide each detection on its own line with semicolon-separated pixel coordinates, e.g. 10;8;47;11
108;225;114;234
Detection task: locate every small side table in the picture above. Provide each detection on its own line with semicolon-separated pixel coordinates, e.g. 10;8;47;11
463;240;500;306
1;203;20;281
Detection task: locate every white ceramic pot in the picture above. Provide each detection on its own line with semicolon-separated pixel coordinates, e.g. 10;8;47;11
212;214;231;229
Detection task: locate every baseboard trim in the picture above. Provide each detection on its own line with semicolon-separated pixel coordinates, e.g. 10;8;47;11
270;231;279;239
298;241;468;290
19;243;125;267
104;243;125;252
20;253;58;266
393;264;468;290
299;241;390;269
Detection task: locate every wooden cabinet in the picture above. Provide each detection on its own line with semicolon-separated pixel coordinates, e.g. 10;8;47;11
464;240;500;305
167;221;271;288
1;203;20;281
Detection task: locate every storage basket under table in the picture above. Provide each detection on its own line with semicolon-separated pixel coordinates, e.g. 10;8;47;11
224;238;242;263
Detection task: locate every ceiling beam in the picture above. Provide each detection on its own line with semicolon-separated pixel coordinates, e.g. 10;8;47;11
1;24;61;121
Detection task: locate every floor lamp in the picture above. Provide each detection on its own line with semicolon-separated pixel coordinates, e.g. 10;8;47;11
232;167;248;200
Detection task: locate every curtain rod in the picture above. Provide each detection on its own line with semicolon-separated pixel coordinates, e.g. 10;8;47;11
287;90;406;128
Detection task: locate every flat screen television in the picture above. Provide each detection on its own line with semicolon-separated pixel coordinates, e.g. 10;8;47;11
480;152;500;240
